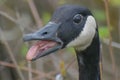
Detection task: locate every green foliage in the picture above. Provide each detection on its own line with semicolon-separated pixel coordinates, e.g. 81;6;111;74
21;44;28;56
93;10;110;39
58;0;66;5
42;12;51;24
93;10;106;21
67;47;76;55
99;26;109;39
110;0;120;6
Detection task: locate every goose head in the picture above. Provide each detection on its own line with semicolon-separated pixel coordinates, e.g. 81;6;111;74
23;5;97;61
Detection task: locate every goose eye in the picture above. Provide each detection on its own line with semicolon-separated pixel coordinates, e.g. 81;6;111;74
73;14;83;24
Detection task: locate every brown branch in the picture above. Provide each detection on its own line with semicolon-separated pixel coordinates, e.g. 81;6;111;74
0;61;39;74
118;8;120;40
33;74;55;80
103;39;120;49
103;0;117;80
99;60;103;80
0;11;17;24
28;61;32;80
0;29;25;80
65;56;76;71
0;61;55;80
27;0;43;27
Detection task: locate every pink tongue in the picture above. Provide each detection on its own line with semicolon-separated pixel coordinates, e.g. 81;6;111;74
26;45;39;61
26;41;57;61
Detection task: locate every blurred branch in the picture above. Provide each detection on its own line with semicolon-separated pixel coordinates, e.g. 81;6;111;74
0;11;17;24
28;61;32;80
33;75;54;80
51;54;78;79
99;60;103;80
0;61;55;80
0;61;39;75
0;29;25;80
27;0;43;27
103;0;117;80
118;8;120;40
65;56;76;70
102;39;120;49
65;56;78;80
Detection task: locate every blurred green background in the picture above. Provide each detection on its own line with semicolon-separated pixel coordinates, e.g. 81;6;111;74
0;0;120;80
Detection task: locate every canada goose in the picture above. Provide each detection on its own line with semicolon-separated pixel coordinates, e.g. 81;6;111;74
23;5;100;80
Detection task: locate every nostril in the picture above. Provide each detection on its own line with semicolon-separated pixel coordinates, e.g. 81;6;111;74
42;32;48;36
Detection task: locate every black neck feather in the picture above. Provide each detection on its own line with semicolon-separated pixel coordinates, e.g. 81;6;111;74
75;33;100;80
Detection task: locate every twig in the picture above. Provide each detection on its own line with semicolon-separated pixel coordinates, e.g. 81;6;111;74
103;0;117;80
0;61;55;79
99;44;103;80
118;8;120;40
103;39;120;49
28;61;32;80
27;0;43;27
65;56;76;71
0;11;17;23
33;74;55;80
15;8;33;80
0;61;39;74
0;29;25;80
99;60;103;80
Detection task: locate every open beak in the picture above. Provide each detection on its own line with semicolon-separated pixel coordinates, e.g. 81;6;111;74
23;22;63;61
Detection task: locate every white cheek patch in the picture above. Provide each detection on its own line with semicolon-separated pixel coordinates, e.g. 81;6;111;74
66;16;96;51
